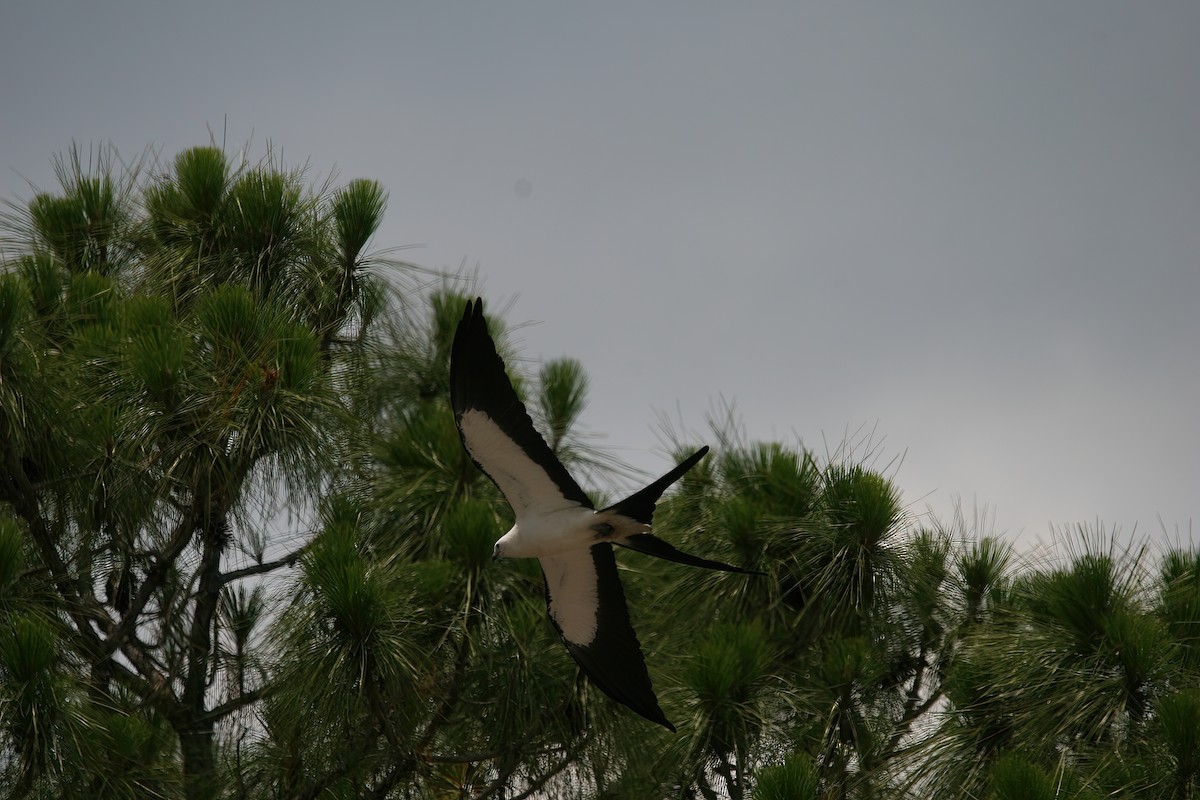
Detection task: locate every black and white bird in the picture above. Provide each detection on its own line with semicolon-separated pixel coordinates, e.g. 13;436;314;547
450;298;758;731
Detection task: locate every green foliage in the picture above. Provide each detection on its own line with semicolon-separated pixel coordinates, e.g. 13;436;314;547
127;318;189;407
753;755;820;800
0;614;58;692
956;535;1013;624
920;533;1200;800
684;622;775;758
893;527;954;660
0;518;25;605
165;145;228;226
988;754;1056;800
0;141;403;799
0;274;31;356
1158;688;1200;795
2;141;1196;800
440;498;502;574
0;615;67;787
1161;548;1200;670
538;357;588;453
821;464;901;547
14;254;65;320
73;711;181;800
14;145;136;277
332;178;387;264
223;168;307;297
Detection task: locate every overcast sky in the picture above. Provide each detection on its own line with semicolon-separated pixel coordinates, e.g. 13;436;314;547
3;2;1198;552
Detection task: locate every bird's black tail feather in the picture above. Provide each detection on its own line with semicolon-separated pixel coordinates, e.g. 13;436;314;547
616;534;763;575
601;446;709;525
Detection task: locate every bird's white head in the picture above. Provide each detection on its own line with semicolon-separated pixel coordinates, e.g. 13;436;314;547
493;524;519;561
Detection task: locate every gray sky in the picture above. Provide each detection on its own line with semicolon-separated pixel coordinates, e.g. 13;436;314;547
3;1;1198;550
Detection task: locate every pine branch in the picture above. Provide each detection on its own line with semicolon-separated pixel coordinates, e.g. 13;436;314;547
0;432;112;653
101;510;198;657
423;750;508;765
493;740;586;800
106;651;178;717
694;775;722;800
716;752;745;800
883;645;944;760
0;441;181;718
202;685;271;724
217;543;309;586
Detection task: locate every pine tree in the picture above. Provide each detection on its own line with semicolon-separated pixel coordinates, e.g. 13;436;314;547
0;143;393;800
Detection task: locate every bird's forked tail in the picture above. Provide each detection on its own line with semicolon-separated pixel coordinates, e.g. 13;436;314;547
601;446;764;575
600;446;709;525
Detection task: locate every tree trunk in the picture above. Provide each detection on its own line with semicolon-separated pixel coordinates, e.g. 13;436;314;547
178;500;228;800
180;723;219;800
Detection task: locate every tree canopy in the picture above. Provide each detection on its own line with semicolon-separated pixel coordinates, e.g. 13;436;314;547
0;143;1196;799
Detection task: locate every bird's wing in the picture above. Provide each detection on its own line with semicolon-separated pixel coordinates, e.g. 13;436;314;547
451;299;593;515
540;544;675;731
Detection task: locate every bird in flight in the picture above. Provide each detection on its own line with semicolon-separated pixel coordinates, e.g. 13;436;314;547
450;298;759;731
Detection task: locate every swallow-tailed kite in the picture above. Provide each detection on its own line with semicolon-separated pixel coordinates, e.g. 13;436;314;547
450;298;759;731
